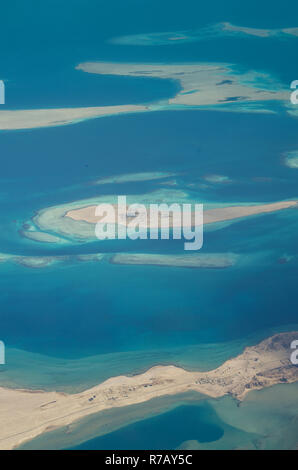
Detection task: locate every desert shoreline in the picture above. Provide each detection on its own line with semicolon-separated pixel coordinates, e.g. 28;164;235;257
0;331;297;450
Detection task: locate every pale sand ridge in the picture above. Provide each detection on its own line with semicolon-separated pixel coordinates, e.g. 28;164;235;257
66;200;298;226
0;105;147;130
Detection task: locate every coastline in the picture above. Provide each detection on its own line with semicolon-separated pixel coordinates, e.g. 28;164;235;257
0;331;297;450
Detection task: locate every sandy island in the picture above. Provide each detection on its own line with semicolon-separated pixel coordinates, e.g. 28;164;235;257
24;198;297;246
94;171;177;185
2;55;291;132
77;61;287;109
0;331;297;450
110;253;238;269
111;22;298;46
66;200;298;227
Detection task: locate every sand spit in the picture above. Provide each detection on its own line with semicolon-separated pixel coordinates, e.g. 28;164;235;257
0;105;148;131
21;196;298;246
94;172;177;185
110;253;238;269
77;62;287;108
0;332;297;450
110;22;298;46
0;252;105;269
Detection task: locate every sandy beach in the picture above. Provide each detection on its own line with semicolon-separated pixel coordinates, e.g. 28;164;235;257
0;331;297;450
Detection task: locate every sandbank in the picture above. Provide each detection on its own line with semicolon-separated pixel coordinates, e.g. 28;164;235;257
0;105;148;131
66;200;298;227
77;61;287;108
110;253;238;268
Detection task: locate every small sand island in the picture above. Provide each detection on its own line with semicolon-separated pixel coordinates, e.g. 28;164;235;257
20;230;68;244
77;61;288;109
22;193;298;246
94;171;177;185
0;252;105;269
0;332;297;450
221;22;298;38
110;252;238;269
111;22;298;46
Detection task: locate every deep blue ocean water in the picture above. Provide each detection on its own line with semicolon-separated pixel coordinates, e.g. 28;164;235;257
0;0;297;450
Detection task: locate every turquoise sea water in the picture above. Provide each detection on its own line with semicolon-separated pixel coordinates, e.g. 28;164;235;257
0;0;297;450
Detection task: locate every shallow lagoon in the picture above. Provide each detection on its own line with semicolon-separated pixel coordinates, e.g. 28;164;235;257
0;0;298;450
